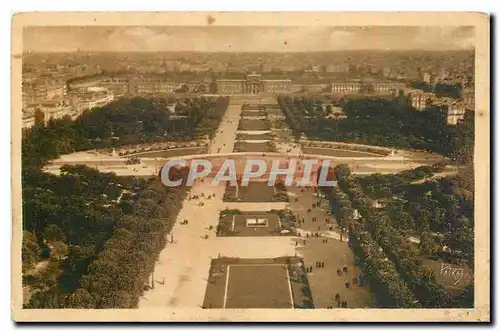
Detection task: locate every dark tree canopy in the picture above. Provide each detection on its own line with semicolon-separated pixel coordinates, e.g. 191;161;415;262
21;96;212;308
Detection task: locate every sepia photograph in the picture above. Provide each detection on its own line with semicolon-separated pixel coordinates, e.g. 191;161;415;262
11;12;490;322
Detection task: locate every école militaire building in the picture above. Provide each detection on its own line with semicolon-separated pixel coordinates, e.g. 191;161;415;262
216;72;291;95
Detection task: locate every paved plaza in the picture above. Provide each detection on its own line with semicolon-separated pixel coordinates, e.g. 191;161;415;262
138;97;298;308
45;96;455;310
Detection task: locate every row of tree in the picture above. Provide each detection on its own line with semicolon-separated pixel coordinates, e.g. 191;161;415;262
25;171;189;308
277;95;474;164
23;165;148;307
357;164;446;199
348;216;420;308
22;96;223;308
23;96;229;171
321;182;419;307
356;165;474;267
410;82;465;100
277;96;311;138
64;171;189;308
325;164;473;308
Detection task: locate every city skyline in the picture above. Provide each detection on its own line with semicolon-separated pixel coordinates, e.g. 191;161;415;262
24;26;475;53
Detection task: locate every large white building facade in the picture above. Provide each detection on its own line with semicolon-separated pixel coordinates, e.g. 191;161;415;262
216;73;291;95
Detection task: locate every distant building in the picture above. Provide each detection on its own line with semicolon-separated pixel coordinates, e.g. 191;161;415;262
262;80;293;94
98;76;130;97
446;107;466;126
440;68;450;80
71;89;114;115
23;100;72;127
68;77;104;90
216;79;245;95
23;80;67;104
423;72;432;85
178;62;191;72
382;67;391;78
216;72;291;95
287;84;302;93
324;105;347;120
22;108;36;128
166;103;177;113
183;77;212;94
325;64;349;73
165;60;181;72
331;81;405;95
411;94;430;111
331;82;362;94
461;87;475;110
303;83;330;93
403;88;435;111
304;65;321;73
373;82;406;94
129;76;178;95
23;116;36;129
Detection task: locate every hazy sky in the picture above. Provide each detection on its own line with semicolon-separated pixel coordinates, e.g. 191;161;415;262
24;26;475;52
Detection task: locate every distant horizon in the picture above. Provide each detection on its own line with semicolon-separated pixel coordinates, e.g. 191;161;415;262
24;49;475;55
24;26;475;53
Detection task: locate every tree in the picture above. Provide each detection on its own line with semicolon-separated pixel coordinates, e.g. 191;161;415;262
326;104;333;115
334;164;351;182
22;231;41;273
65;288;96;308
457;284;474;308
34;109;45;128
42;224;67;243
21;97;198;308
50;241;69;260
338;206;353;231
25;291;61;309
338;206;353;241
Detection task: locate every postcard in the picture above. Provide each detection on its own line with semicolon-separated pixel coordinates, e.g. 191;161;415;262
11;12;490;322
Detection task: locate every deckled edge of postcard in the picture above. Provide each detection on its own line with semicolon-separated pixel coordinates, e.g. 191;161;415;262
10;11;490;322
